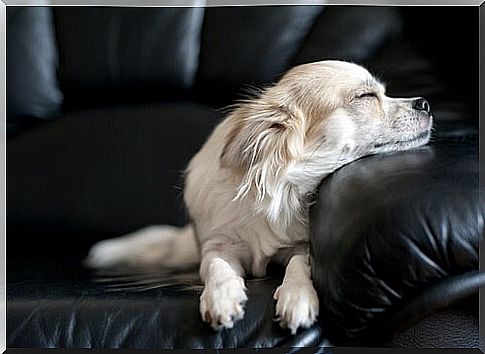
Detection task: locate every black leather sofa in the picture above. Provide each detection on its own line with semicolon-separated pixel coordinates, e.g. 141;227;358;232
6;5;482;349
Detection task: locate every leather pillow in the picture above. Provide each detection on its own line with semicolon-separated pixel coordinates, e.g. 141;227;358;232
309;131;483;345
7;7;63;134
196;5;323;104
54;7;205;110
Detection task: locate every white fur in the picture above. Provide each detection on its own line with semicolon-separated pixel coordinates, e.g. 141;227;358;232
199;258;248;330
85;225;199;270
86;60;432;334
273;254;319;335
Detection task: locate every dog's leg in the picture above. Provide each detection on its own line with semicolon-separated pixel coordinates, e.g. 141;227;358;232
273;253;319;335
199;245;248;331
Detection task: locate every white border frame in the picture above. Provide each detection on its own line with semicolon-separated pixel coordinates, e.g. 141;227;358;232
0;2;482;353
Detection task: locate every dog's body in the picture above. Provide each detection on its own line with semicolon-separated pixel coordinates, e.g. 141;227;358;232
86;60;432;334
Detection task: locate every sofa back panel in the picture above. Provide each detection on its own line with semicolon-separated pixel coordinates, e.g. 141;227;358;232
54;7;204;108
293;6;402;65
7;7;63;133
195;5;324;101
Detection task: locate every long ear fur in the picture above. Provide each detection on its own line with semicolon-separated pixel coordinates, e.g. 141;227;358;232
220;101;300;169
220;98;307;222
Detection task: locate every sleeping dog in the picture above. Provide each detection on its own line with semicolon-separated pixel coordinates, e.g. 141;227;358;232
86;60;432;334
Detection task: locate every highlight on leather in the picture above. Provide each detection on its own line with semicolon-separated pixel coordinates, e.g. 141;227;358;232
310;136;482;345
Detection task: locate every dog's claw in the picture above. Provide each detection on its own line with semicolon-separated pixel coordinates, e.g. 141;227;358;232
199;275;248;331
273;281;319;335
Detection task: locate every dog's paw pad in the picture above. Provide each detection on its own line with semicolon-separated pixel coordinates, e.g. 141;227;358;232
274;281;319;335
200;276;248;330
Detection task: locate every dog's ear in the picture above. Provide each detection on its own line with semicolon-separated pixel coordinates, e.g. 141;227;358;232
220;101;305;170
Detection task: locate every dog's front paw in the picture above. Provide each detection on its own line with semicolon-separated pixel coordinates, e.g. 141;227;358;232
273;281;319;335
200;276;248;331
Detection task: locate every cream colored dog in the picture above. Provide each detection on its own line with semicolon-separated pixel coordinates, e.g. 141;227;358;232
86;60;432;334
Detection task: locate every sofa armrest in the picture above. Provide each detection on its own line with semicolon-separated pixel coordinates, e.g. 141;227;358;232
309;131;483;345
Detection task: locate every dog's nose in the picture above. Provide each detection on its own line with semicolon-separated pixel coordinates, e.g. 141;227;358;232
413;98;431;114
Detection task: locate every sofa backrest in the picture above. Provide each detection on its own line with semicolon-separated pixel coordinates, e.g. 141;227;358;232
6;7;63;134
8;6;405;119
52;6;404;108
53;7;205;109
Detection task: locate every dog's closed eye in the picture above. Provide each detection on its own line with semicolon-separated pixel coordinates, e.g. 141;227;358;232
357;92;378;99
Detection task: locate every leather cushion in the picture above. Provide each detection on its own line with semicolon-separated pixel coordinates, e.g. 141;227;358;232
7;260;329;349
384;303;479;348
293;6;402;66
54;7;204;110
7;7;63;134
195;6;323;104
7;102;222;260
309;130;483;345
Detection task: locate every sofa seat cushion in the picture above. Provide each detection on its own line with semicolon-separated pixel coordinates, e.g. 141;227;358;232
309;128;483;345
383;300;479;348
7;260;330;349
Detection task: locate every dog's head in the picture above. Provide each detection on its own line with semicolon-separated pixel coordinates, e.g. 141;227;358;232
220;60;432;216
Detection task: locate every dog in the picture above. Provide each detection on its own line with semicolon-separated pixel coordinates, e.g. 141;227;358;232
85;60;433;334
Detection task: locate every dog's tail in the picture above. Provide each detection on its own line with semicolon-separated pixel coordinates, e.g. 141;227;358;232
85;224;200;271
